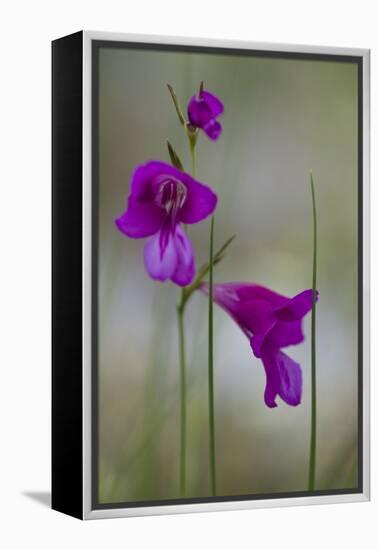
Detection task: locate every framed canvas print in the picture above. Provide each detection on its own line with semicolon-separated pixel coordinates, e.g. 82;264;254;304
52;31;370;519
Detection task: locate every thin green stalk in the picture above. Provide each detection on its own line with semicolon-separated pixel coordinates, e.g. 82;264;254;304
308;171;318;491
208;215;217;496
175;230;234;498
190;142;196;178
177;302;187;497
176;141;197;497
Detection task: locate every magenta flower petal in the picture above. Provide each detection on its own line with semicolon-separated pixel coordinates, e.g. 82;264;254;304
179;178;217;224
265;320;304;350
200;283;288;333
237;285;289;308
200;90;224;117
199;282;249;337
187;87;224;140
128;162;157;201
203;119;222;140
171;225;195;286
261;350;302;408
116;160;217;286
235;300;276;335
187;96;213;128
143;228;177;282
209;282;289;308
261;361;278;408
250;333;267;359
130;161;183;199
200;282;316;408
115;199;165;238
276;289;317;321
238;300;303;358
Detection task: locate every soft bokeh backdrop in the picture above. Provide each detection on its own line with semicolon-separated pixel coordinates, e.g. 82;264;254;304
96;46;358;503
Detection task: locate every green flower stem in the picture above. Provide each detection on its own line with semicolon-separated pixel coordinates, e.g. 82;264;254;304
168;85;225;498
176;141;197;498
176;229;234;500
190;141;196;178
208;215;217;496
308;171;318;491
177;301;187;497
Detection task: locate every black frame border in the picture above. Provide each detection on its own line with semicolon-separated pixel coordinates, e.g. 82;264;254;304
52;31;84;519
91;39;364;511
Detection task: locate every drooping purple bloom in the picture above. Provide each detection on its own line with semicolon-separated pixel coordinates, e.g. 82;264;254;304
187;86;224;140
200;282;318;408
116;161;217;286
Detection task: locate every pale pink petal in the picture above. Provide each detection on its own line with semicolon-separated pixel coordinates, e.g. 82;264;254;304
143;228;177;282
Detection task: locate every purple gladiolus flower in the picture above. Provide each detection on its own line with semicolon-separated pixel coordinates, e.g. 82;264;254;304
115;161;217;286
187;86;224;140
200;282;318;408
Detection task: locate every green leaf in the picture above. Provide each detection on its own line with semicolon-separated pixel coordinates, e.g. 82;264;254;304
167;84;186;127
167;140;184;171
207;215;216;496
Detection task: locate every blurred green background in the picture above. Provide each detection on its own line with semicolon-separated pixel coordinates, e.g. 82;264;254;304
96;45;358;503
